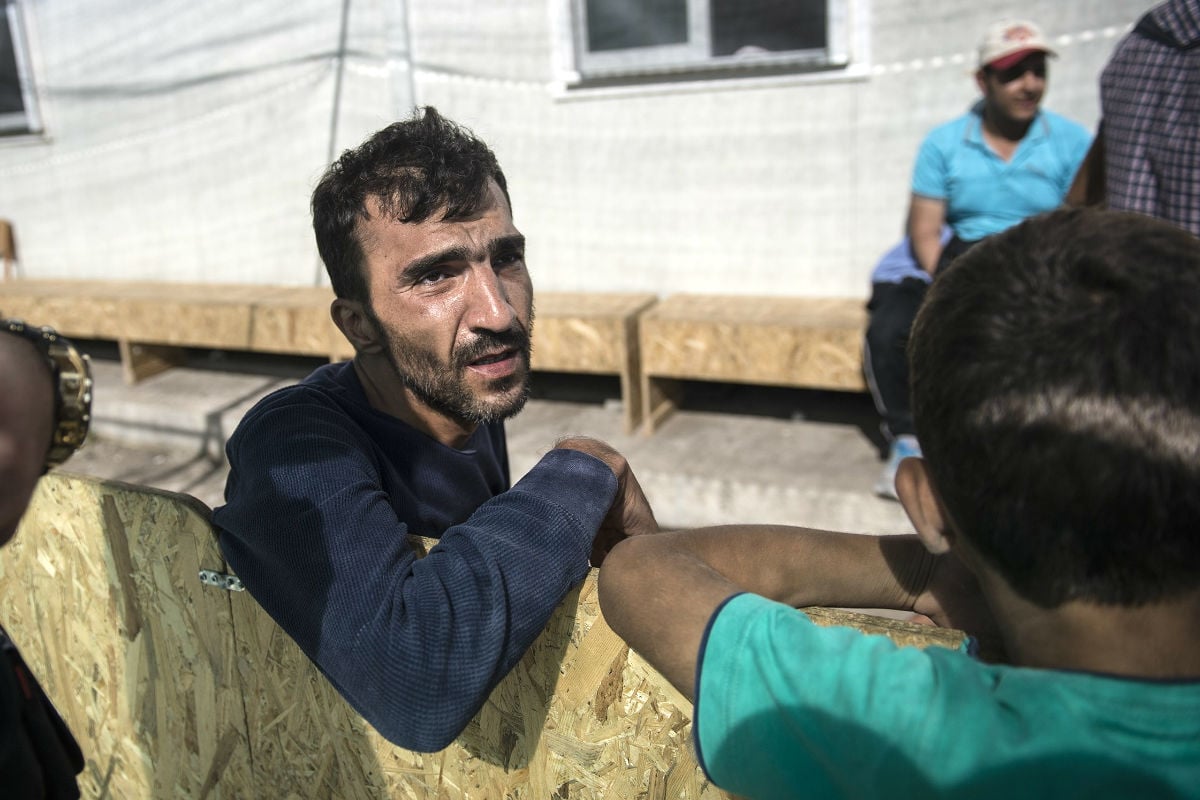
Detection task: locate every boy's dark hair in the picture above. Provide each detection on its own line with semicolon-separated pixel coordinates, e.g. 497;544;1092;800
311;106;510;303
910;208;1200;608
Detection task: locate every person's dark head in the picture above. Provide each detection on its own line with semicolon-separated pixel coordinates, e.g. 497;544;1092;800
909;208;1200;608
312;106;511;305
318;109;532;435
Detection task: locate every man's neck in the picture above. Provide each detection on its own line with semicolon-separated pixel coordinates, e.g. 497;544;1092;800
980;571;1200;680
351;355;478;449
980;108;1035;161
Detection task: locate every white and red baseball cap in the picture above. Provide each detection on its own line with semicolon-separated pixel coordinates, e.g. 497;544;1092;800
977;20;1057;70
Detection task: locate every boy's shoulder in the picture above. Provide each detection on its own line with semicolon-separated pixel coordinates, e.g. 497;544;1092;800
698;594;1200;799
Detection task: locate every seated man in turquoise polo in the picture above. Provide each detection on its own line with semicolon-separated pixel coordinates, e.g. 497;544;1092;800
871;19;1091;497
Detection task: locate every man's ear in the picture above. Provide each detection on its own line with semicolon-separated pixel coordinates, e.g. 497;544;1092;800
974;69;989;95
330;298;384;354
895;456;953;555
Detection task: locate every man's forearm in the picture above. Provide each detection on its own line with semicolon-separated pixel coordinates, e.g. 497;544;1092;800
907;195;948;275
0;334;56;543
216;418;618;752
910;232;943;275
628;526;929;609
598;527;934;699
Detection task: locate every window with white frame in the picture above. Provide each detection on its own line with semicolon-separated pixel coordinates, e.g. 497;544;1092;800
569;0;852;84
1;0;42;136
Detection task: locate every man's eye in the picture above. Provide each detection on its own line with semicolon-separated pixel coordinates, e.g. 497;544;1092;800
418;271;450;285
495;251;524;268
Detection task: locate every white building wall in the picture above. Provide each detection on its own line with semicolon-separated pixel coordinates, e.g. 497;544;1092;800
0;0;1155;297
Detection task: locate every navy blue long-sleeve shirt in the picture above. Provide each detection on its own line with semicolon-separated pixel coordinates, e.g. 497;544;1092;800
212;361;616;751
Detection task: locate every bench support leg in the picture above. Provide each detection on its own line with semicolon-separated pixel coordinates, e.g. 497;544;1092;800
641;376;684;435
619;371;642;435
119;340;186;385
619;315;644;435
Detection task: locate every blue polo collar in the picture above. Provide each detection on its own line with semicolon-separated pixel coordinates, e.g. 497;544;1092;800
965;108;1048;160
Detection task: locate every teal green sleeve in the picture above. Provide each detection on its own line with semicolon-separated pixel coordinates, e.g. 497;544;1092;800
693;593;1200;800
694;593;945;798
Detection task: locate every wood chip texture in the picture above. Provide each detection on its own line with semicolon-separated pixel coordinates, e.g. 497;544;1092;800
2;474;965;798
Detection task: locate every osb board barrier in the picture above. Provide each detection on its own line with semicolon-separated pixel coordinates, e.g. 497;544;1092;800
3;473;966;799
228;547;727;800
0;472;251;799
640;294;868;392
228;539;965;799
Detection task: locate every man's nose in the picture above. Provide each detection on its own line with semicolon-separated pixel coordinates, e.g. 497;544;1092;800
464;265;517;331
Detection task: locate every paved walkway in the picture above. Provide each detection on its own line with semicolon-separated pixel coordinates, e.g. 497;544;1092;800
64;352;914;536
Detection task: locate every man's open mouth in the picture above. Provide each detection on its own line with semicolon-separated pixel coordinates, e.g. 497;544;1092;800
469;349;515;366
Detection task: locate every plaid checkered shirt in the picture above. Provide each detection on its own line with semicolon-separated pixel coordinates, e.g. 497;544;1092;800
1100;0;1200;236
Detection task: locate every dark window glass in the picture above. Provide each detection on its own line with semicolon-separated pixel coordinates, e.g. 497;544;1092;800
0;12;24;116
711;0;826;56
586;0;688;52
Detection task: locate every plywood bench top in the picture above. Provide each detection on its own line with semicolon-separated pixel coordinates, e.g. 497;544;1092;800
0;279;660;431
534;290;657;317
642;293;866;327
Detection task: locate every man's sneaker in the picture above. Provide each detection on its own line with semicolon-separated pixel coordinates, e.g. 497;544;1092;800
874;435;922;501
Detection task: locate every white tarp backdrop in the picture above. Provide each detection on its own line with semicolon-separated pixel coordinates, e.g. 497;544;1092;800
1;0;411;287
0;0;1154;297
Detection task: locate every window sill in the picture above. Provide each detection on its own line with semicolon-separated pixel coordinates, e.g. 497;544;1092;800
550;60;872;101
0;131;51;147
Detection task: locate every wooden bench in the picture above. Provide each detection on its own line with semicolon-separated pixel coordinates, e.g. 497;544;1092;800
1;473;964;799
639;295;868;433
0;279;656;432
529;291;657;433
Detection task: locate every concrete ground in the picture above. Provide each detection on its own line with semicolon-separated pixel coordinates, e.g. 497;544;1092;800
62;342;915;536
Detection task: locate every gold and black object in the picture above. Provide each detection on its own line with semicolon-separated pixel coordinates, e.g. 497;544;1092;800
1;318;93;468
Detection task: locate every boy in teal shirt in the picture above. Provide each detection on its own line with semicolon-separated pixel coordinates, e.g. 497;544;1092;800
599;208;1200;799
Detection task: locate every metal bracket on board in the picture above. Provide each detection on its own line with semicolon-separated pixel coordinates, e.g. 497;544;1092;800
198;569;245;592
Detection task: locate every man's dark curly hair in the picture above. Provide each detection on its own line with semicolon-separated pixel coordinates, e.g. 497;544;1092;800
311;107;510;303
910;208;1200;608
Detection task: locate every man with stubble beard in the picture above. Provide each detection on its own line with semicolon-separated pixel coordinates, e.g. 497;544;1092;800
213;108;657;753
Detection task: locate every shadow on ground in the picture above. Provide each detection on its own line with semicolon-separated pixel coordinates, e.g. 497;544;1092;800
530;371;887;457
